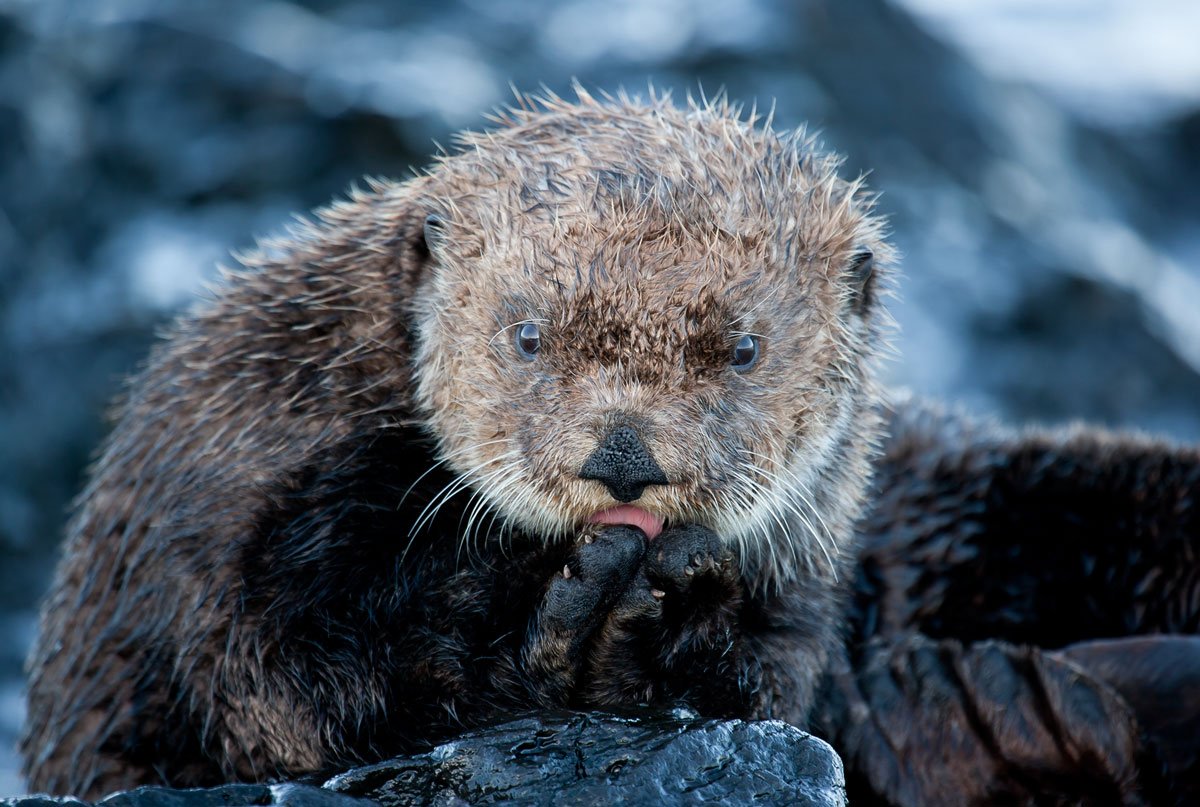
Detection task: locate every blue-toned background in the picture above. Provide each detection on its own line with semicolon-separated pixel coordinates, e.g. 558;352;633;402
2;0;1198;793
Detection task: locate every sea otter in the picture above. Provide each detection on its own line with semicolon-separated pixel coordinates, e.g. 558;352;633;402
21;90;890;796
19;91;1199;804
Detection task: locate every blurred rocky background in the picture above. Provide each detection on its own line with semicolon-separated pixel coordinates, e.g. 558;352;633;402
1;0;1197;794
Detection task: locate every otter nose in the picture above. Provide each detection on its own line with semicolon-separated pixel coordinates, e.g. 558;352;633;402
579;425;670;502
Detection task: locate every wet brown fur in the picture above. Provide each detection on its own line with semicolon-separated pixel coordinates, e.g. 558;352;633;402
20;89;893;797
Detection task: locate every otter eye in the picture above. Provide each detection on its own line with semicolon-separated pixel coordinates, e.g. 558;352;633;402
515;322;541;360
730;334;760;372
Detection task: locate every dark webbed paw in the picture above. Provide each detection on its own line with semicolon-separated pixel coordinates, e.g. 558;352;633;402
524;526;646;705
582;524;749;711
645;524;741;623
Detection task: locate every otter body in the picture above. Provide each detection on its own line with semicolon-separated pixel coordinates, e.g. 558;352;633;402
22;93;889;796
821;397;1200;805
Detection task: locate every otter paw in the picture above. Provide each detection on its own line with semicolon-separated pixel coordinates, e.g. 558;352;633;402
644;524;739;606
543;526;646;629
524;526;646;705
641;526;742;668
580;525;747;710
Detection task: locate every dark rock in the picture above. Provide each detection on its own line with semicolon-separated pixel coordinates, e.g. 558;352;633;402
98;785;274;807
2;712;844;806
2;783;376;807
323;711;845;806
266;784;380;807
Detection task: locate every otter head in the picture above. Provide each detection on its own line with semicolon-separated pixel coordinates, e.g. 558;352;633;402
408;93;892;590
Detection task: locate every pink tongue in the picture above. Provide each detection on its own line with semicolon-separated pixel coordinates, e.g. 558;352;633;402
588;506;665;541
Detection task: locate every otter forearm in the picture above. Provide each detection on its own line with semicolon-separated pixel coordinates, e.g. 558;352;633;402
195;545;559;782
742;581;846;726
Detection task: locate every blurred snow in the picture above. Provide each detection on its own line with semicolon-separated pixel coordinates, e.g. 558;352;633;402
0;683;24;794
898;0;1200;127
0;615;31;795
541;0;771;64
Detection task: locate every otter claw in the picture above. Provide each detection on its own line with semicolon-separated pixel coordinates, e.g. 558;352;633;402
562;564;572;579
650;588;666;599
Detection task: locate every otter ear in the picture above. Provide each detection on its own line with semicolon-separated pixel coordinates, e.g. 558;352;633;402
421;214;449;256
408;213;448;269
846;248;876;313
394;210;447;296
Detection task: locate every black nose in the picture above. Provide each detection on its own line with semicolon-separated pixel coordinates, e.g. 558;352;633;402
579;425;670;502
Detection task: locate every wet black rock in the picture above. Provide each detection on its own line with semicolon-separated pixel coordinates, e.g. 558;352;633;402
1;712;845;807
0;783;374;807
325;711;845;805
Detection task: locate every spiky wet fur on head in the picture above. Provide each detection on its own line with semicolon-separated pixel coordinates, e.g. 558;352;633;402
409;89;894;591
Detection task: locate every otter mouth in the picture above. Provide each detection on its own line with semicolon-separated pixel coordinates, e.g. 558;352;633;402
587;505;665;541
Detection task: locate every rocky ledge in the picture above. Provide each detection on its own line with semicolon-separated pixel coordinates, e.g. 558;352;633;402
2;711;846;806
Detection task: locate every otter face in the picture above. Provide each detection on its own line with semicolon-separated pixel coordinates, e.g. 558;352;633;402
408;98;889;586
